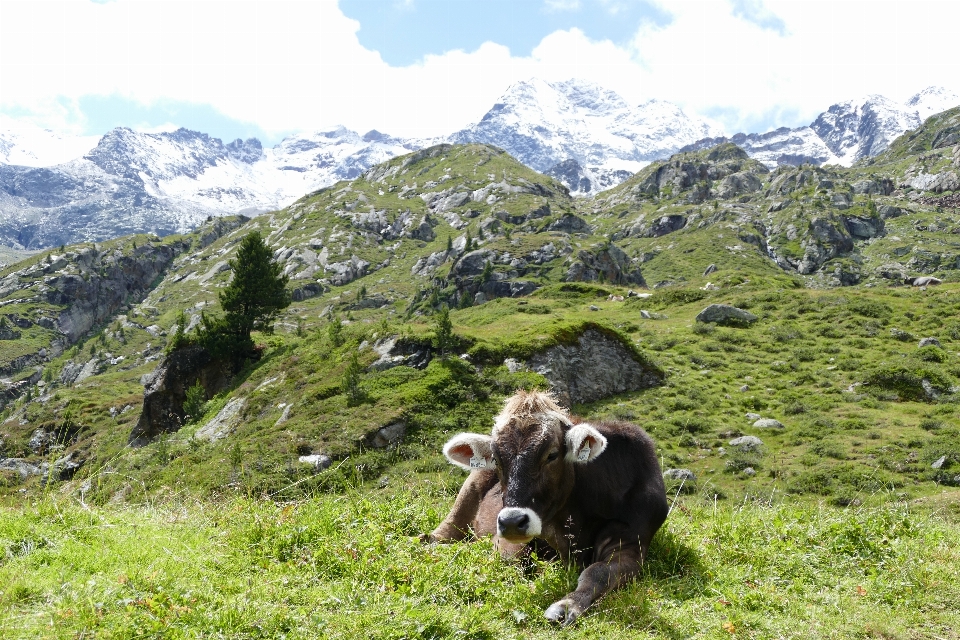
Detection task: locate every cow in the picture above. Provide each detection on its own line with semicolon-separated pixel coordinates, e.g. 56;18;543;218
424;390;668;625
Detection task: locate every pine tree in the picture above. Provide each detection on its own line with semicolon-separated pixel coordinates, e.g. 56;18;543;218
433;306;456;357
199;231;290;360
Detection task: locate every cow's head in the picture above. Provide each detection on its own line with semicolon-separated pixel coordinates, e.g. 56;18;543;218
442;390;607;543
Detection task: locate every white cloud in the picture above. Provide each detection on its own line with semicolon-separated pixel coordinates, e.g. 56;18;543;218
0;0;957;141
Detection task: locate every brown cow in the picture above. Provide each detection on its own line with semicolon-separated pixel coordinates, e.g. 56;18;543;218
425;390;668;625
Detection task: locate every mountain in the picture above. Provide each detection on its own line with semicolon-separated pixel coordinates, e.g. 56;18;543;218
679;127;840;168
449;78;723;189
0;126;424;248
685;87;960;169
0;82;957;250
0;119;101;167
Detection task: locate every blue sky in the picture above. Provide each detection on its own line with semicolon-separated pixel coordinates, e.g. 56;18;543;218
0;0;957;144
340;0;673;66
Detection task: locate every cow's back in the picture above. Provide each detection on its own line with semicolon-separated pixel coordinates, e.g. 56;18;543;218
566;420;667;553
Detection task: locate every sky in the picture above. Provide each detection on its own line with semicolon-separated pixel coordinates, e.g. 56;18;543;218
0;0;958;145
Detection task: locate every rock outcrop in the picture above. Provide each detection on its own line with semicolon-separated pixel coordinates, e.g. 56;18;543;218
526;327;663;405
129;344;234;446
565;244;645;286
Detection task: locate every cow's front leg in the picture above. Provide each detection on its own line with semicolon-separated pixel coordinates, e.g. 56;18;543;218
423;469;498;542
544;544;643;626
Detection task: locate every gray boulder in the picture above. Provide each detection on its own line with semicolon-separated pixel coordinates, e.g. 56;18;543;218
714;172;763;199
298;454;332;471
546;214;591;233
753;418;784;429
696;304;758;327
527;328;663;406
195;398;246;442
325;256;370;286
663;468;696;481
878;205;905;219
0;458;42;478
842;215;884;239
729;436;763;452
919;337;942;348
643;215;687;238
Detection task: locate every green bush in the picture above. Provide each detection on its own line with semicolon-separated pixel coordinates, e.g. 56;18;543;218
865;362;953;401
183;380;207;424
918;345;947;362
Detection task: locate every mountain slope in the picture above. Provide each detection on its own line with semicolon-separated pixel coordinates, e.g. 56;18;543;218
0;131;959;515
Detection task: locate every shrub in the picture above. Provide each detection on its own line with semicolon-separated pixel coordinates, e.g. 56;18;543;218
847;299;892;318
865;362;953;401
918;345;947;362
183;380;207;424
889;328;915;342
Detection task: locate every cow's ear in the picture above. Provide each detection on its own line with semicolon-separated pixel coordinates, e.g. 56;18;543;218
442;433;495;471
565;423;607;464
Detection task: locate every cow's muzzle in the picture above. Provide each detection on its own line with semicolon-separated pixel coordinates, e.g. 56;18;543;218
497;507;542;542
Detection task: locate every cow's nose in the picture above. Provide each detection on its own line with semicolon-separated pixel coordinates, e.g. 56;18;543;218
498;509;530;534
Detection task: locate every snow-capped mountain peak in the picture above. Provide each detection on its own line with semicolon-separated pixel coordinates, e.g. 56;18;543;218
0;118;101;168
450;78;722;186
906;86;960;121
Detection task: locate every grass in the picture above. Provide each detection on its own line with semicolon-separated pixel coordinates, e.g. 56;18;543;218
2;486;959;639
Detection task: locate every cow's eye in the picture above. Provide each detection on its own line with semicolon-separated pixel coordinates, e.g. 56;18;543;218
546;451;560;463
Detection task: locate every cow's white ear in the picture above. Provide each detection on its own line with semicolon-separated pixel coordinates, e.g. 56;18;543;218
442;433;495;471
565;424;607;464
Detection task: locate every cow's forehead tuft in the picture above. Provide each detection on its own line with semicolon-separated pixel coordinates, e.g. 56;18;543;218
492;390;571;444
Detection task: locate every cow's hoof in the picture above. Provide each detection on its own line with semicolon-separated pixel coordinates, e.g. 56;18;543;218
544;598;582;626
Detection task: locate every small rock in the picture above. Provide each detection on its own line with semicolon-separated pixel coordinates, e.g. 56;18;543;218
640;310;651;319
918;337;941;348
504;358;524;373
717;447;726;457
695;304;757;327
663;468;696;481
298;454;332;470
745;412;761;421
742;467;757;477
739;385;750;392
703;264;717;276
729;435;763;452
589;305;600;311
753;418;784;429
932;455;948;469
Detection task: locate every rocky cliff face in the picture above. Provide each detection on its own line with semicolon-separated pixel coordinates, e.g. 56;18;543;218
0;216;246;382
